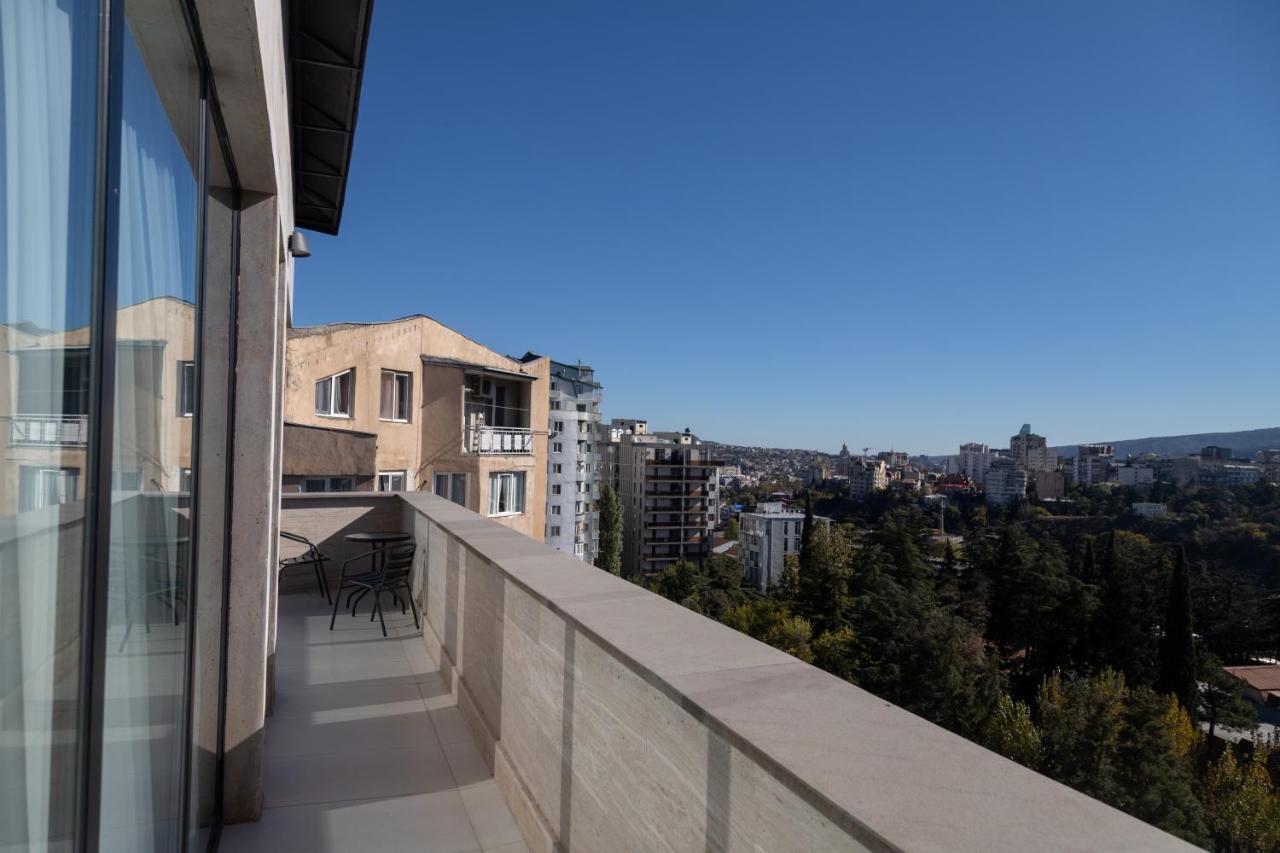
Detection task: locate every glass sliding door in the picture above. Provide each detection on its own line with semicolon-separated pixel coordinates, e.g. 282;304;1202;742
97;0;202;850
0;0;102;850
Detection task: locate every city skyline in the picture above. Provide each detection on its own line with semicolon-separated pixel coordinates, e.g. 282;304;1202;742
295;1;1280;451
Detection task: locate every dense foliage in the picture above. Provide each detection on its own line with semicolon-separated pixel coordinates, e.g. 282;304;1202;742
633;482;1280;849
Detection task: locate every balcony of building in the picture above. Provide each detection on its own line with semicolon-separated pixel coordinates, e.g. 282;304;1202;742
463;373;534;456
8;413;91;446
233;491;1199;853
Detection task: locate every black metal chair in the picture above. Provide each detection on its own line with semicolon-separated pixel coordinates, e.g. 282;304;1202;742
279;531;332;603
329;541;419;637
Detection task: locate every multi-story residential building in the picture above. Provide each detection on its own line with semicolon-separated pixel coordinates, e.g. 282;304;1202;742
1075;443;1115;485
1201;445;1234;461
1199;463;1263;488
985;457;1029;506
1154;455;1201;488
877;450;909;468
1116;464;1156;488
545;359;603;561
602;424;723;577
957;441;993;485
739;501;832;592
848;457;889;499
1010;425;1054;472
2;296;198;515
282;316;550;541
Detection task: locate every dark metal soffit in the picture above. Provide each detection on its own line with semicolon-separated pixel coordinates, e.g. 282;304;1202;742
288;0;375;235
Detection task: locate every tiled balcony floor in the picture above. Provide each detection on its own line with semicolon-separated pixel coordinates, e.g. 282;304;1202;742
220;592;527;853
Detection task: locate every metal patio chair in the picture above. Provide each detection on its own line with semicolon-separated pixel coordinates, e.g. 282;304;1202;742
279;530;332;603
328;540;419;637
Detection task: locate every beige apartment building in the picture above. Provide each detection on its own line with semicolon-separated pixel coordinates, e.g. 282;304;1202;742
1;296;197;516
282;315;549;540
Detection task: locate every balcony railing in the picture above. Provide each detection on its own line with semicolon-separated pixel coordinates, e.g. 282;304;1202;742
468;425;533;455
274;492;1195;853
9;414;90;446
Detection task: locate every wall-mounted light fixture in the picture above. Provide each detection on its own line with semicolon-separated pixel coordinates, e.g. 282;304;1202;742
288;231;311;258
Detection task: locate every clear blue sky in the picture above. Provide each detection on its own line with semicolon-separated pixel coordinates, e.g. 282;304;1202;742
296;1;1280;455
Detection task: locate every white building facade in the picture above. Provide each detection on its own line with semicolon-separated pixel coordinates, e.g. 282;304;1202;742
739;502;831;592
546;360;603;561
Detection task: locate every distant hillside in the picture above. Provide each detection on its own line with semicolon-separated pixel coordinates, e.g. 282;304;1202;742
1052;427;1280;459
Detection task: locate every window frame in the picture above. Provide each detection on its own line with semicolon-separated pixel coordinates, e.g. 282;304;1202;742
379;369;411;422
314;368;354;418
377;470;407;492
179;360;197;417
434;471;468;505
487;471;526;517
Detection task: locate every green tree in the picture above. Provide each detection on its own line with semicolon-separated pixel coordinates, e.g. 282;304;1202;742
594;483;623;575
798;492;816;569
1158;547;1198;713
1037;670;1207;843
796;523;852;632
725;516;740;542
981;692;1043;769
1202;746;1280;853
652;559;702;606
762;615;814;663
811;626;861;681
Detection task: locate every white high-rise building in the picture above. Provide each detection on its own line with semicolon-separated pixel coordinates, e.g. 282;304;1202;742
739;502;831;592
958;442;993;485
545;360;603;562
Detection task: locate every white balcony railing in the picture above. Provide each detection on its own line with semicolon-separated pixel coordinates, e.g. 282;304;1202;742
469;425;533;455
10;414;89;447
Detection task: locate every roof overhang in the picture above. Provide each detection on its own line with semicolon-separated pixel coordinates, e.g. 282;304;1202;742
420;356;536;382
288;0;375;234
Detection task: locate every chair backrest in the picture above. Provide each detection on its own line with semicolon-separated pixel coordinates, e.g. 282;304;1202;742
382;542;416;574
280;530;313;547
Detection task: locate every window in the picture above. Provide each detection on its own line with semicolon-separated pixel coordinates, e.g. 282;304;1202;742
576;403;586;412
434;472;467;505
552;505;561;515
551;526;561;537
551;400;560;410
379;370;411;421
553;442;563;453
179;360;196;416
18;467;81;512
552;484;561;495
315;369;353;417
303;477;353;493
378;470;407;491
555;420;564;431
553;463;562;474
488;471;526;516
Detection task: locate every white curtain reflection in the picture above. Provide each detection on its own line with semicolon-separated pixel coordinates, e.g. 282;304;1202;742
97;16;199;853
0;0;96;850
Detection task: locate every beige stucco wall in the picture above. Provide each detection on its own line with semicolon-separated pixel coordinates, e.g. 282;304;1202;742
283;316;548;540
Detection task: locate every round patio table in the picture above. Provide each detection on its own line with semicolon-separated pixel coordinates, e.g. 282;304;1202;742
342;531;414;616
345;530;412;570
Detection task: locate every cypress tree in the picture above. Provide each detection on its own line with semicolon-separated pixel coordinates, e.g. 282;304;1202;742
594;483;623;575
1157;547;1197;712
799;492;816;570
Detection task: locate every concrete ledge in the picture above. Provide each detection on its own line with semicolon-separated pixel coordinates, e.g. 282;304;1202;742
287;491;1196;852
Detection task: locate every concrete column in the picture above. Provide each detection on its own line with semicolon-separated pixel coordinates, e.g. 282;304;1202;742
222;192;284;823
